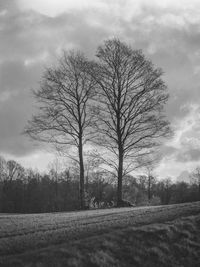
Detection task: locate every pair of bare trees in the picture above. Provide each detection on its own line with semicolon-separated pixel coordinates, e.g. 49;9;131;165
25;39;171;209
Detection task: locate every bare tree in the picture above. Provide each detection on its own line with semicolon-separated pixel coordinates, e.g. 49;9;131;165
190;166;200;200
90;39;171;206
0;156;7;181
48;157;63;209
84;150;103;187
139;154;160;203
25;51;95;209
7;160;25;181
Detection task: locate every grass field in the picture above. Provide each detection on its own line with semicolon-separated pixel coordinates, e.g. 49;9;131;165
0;202;200;266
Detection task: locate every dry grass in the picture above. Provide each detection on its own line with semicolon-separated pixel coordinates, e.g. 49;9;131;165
0;202;200;266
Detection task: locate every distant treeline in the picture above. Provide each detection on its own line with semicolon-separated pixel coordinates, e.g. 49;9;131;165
0;156;199;213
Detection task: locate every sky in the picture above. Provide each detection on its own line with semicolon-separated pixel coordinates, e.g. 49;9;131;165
1;0;200;179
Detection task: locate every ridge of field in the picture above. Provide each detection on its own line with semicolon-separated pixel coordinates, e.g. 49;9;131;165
0;202;199;259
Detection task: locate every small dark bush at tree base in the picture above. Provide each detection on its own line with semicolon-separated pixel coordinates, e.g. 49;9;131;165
116;199;135;207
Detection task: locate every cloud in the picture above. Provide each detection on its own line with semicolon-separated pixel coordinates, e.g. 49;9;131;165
18;0;109;17
176;149;200;163
156;104;200;177
3;151;55;172
0;59;44;155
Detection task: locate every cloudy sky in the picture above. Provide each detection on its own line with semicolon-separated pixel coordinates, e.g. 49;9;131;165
1;0;200;179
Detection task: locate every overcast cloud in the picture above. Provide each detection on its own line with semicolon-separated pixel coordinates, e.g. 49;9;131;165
1;0;200;177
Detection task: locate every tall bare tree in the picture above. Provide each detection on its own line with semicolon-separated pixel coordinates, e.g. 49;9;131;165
25;51;95;209
90;39;171;206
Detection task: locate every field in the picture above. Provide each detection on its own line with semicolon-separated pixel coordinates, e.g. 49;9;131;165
0;202;200;266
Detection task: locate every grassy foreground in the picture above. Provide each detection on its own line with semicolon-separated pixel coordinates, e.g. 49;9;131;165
0;202;200;266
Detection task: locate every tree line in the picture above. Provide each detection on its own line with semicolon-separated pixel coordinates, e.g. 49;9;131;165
0;156;199;213
24;38;171;209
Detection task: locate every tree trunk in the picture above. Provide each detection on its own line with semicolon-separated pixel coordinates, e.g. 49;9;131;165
148;176;151;202
117;151;123;206
78;138;85;210
198;181;200;201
